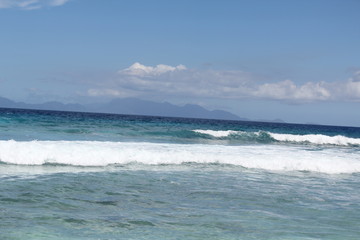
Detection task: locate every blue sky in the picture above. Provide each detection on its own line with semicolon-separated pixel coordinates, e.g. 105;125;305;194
1;0;360;126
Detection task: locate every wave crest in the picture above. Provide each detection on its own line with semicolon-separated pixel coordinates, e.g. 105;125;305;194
193;129;360;146
0;140;359;174
193;130;274;143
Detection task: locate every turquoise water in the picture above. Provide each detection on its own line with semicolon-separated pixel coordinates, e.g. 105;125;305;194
0;108;360;239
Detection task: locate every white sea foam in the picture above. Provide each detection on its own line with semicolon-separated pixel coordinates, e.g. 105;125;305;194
193;130;240;138
0;140;359;174
269;133;360;146
193;129;360;146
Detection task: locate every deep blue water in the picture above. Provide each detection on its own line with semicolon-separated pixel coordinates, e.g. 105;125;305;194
0;108;359;239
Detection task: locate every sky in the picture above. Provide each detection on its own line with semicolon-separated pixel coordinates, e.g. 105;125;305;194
0;0;360;126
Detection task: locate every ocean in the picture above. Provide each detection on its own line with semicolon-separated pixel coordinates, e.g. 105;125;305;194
0;108;359;240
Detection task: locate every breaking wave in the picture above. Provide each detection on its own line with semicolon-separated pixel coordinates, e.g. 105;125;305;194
193;130;360;146
0;140;359;174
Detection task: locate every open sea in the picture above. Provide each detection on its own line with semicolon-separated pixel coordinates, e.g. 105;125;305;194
0;108;359;240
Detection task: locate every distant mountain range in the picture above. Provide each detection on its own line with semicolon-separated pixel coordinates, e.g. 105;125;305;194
0;96;245;121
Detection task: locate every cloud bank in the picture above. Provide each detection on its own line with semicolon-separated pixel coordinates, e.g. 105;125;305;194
0;0;70;9
86;62;360;103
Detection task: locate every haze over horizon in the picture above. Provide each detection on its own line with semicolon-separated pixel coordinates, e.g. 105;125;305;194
1;0;360;126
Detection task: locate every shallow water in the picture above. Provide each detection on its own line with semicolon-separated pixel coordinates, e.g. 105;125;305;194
1;164;359;240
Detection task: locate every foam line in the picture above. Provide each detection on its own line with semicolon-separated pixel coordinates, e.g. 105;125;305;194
193;129;360;146
269;133;360;146
0;140;359;174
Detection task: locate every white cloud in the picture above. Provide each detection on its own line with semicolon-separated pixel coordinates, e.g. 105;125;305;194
112;63;252;99
343;71;360;99
253;80;331;101
119;62;186;77
0;0;70;9
86;62;360;103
